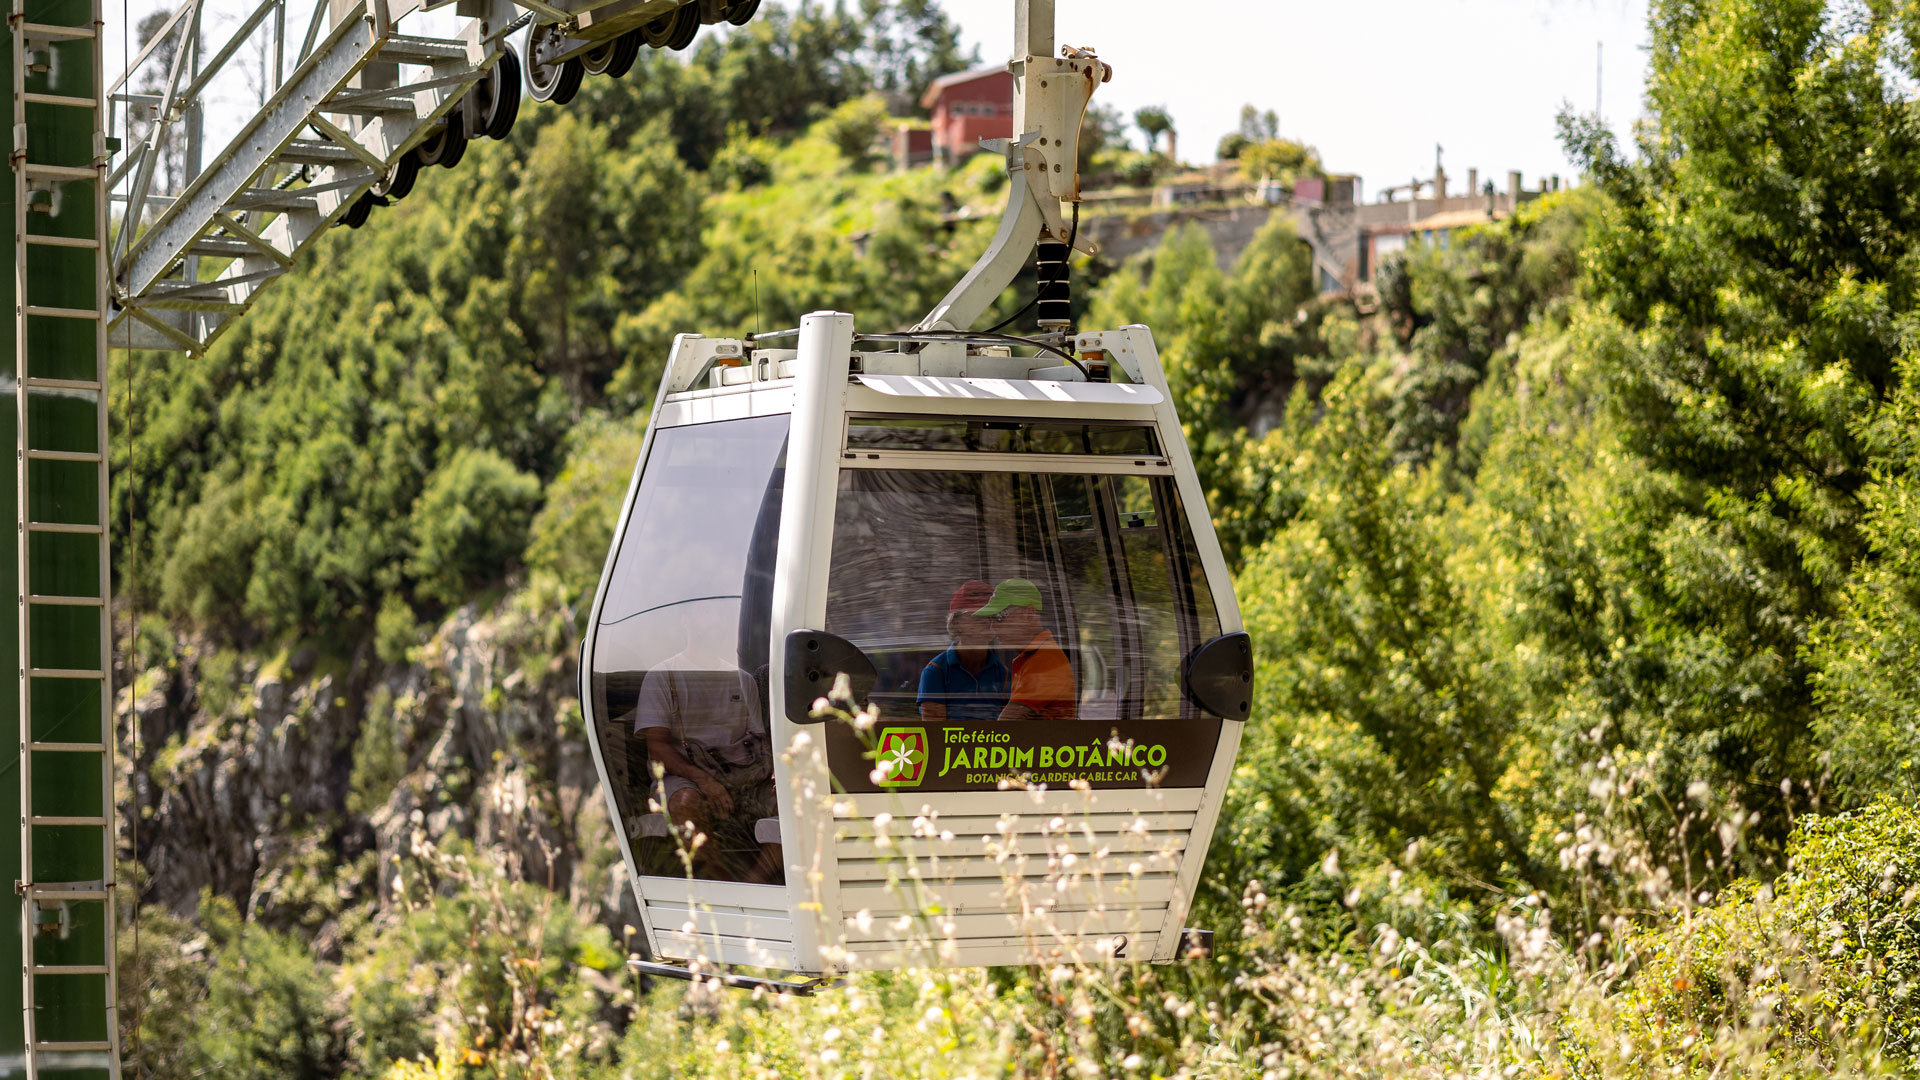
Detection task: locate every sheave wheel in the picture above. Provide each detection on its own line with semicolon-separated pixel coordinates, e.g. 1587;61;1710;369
665;2;700;49
581;30;641;78
372;151;421;200
581;31;641;78
341;193;373;229
415;106;469;169
485;49;522;138
465;48;522;141
525;24;584;105
639;7;676;48
725;0;759;25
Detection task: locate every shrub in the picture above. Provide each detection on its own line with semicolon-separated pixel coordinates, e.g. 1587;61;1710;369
817;94;889;168
197;893;350;1079
524;412;645;603
374;591;419;665
408;447;541;607
1565;798;1920;1074
346;828;622;1077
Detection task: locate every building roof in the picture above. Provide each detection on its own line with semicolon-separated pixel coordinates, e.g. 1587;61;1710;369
1371;207;1502;236
1410;208;1500;231
920;65;1011;109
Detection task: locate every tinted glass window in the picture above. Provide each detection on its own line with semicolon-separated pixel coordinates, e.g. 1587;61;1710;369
591;416;787;885
825;468;1221;729
846;415;1159;456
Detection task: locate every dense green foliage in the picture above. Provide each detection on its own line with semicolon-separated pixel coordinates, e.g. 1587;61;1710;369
1554;0;1920;853
112;0;1920;1075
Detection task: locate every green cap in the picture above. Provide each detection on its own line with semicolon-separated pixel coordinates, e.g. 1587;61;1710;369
975;577;1043;617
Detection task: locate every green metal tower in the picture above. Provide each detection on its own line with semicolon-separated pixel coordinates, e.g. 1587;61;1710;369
6;0;121;1071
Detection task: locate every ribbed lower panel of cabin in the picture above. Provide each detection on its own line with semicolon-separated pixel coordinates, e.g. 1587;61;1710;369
636;787;1205;973
829;788;1203;970
642;879;799;970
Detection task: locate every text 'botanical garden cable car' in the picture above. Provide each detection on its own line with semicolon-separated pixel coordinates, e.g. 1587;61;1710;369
578;0;1251;980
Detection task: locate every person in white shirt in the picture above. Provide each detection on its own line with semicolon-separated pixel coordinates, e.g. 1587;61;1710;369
630;604;780;882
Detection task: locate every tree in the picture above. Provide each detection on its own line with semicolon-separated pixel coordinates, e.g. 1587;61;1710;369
1238;103;1279;143
1133;105;1175;157
1220;103;1280;158
1235;137;1322;186
1811;352;1920;793
1085;216;1324;563
1229;369;1544;889
1560;0;1920;834
1079;102;1129;169
696;3;866;140
1374;187;1602;461
854;0;977;114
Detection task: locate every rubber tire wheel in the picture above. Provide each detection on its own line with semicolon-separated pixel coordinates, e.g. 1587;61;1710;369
665;3;700;49
581;30;641;78
341;193;373;229
725;0;759;25
526;24;585;105
372;150;421;200
466;48;521;141
415;109;468;169
640;9;675;48
485;48;522;139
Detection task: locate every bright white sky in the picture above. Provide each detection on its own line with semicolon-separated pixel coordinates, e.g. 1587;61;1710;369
939;0;1651;193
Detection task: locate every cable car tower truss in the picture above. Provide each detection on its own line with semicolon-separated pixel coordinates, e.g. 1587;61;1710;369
6;0;751;1072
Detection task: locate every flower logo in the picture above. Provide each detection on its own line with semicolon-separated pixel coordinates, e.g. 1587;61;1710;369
873;727;928;788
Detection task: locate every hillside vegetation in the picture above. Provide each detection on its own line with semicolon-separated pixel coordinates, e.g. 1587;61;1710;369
112;0;1920;1076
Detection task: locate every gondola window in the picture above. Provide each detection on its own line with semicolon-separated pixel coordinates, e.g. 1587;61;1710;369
825;461;1224;790
592;416;788;884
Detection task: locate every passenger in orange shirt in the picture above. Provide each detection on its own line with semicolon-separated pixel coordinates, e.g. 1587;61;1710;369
975;577;1077;722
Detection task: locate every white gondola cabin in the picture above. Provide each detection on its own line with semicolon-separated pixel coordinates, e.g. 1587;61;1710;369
579;320;1251;974
577;0;1251;978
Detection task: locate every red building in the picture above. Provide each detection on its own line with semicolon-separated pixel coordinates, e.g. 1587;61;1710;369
920;66;1014;165
890;124;935;170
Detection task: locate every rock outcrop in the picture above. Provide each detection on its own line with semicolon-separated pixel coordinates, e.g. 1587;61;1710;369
122;602;613;953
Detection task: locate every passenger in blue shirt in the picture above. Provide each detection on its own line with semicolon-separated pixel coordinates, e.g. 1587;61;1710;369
918;580;1010;724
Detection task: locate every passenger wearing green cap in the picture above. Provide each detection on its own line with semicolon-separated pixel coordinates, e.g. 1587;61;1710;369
976;577;1076;722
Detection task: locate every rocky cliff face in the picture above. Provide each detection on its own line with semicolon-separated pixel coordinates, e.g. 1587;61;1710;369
122;602;622;954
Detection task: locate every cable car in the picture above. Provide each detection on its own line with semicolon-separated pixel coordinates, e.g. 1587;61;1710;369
578;1;1252;978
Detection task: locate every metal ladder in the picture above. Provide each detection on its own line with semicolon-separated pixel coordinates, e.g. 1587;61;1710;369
11;0;121;1070
108;0;498;354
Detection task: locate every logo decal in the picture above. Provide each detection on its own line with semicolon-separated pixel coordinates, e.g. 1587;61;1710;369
873;727;929;787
